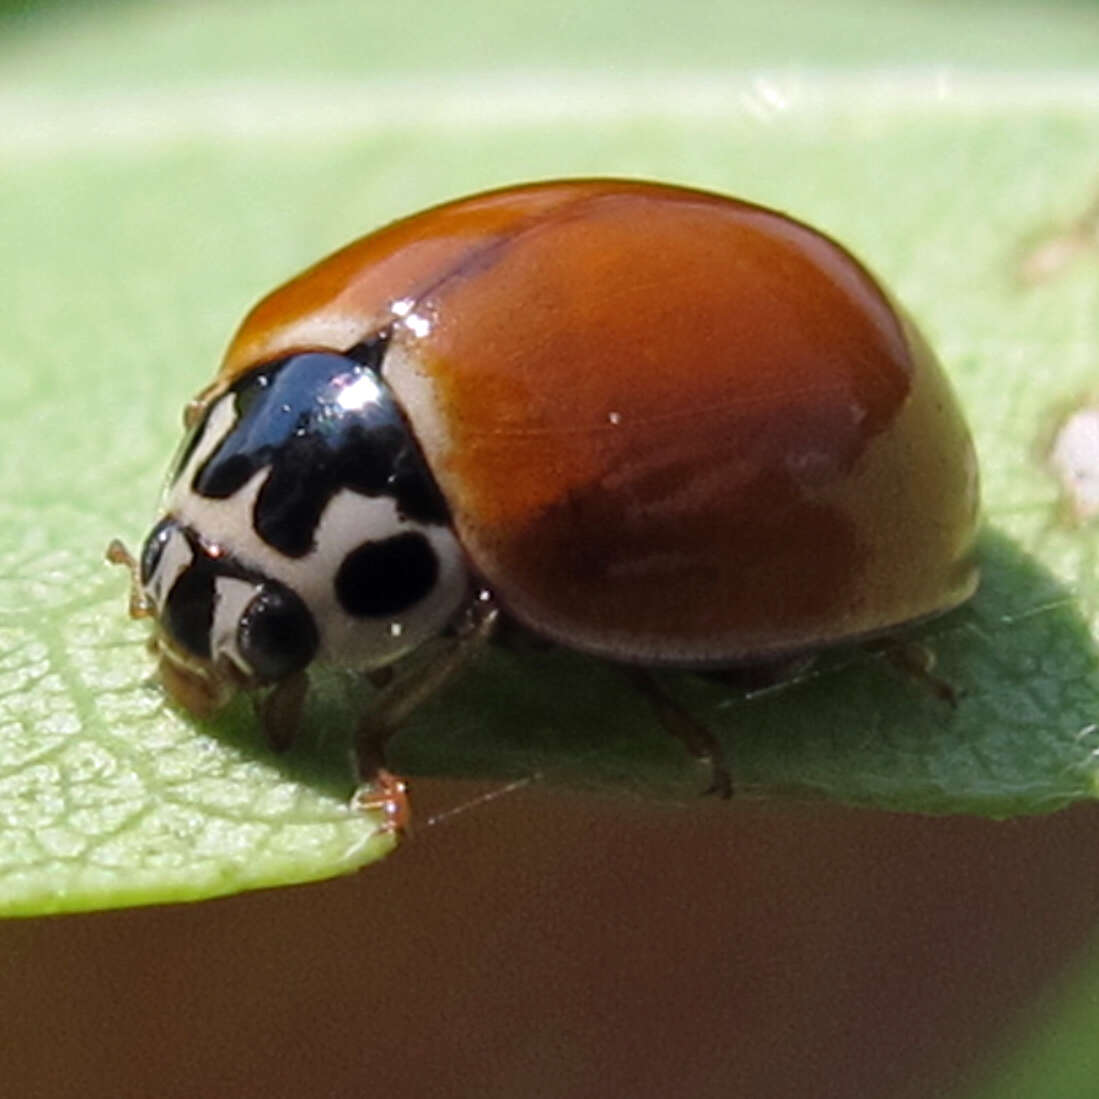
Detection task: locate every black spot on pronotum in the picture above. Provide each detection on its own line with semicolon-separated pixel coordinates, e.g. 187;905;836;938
237;582;319;683
190;348;449;559
335;531;439;617
195;452;257;499
389;447;450;526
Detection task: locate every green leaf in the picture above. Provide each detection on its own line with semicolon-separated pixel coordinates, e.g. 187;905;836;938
3;0;1099;914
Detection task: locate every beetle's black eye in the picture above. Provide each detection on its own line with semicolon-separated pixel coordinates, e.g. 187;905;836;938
139;516;179;586
164;566;215;660
237;582;319;683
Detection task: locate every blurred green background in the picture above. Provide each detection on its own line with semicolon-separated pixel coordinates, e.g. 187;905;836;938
4;1;1099;1096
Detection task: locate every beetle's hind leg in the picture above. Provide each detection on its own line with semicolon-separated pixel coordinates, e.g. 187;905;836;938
867;638;959;707
624;667;733;799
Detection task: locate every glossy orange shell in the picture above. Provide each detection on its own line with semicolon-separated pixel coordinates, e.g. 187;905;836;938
217;180;980;665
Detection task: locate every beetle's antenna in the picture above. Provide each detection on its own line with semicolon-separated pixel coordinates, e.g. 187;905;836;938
105;538;153;619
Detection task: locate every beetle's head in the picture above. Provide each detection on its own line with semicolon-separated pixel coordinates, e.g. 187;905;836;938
110;342;470;718
133;515;319;716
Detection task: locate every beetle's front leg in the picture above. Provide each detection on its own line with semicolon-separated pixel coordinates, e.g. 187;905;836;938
351;590;500;830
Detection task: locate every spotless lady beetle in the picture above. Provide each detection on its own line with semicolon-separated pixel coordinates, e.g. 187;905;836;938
109;179;980;829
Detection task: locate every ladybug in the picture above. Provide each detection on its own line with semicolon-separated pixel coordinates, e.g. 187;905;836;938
109;179;980;830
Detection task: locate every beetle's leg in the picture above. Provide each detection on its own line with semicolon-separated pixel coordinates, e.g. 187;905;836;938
867;639;959;707
352;769;412;834
105;539;153;619
624;668;733;799
257;668;309;753
351;590;500;830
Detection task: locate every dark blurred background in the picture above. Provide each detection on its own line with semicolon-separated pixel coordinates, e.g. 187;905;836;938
7;786;1099;1098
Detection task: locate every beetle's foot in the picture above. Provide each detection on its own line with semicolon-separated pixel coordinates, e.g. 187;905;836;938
625;667;735;799
702;757;734;800
873;640;959;708
352;768;411;836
